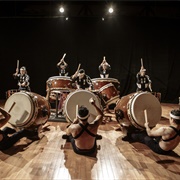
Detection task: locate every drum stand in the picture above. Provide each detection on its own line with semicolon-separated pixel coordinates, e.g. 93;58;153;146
48;91;66;122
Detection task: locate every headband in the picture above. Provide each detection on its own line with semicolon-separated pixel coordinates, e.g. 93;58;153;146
77;113;90;120
169;112;180;120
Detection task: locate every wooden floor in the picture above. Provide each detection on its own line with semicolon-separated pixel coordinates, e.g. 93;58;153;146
0;101;179;180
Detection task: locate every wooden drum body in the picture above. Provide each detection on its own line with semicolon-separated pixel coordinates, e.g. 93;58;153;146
92;78;120;92
4;92;51;128
99;83;119;106
46;76;74;91
63;89;102;123
114;91;162;130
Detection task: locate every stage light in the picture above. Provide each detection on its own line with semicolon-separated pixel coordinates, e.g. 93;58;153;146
108;7;114;14
65;17;69;21
59;7;64;13
102;17;105;21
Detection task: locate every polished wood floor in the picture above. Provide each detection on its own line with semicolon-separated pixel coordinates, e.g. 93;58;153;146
0;101;179;180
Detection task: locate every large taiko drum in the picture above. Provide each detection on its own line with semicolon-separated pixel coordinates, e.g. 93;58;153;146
63;89;102;123
92;78;120;92
46;76;75;91
99;83;120;106
114;91;162;130
4;92;51;128
6;89;19;99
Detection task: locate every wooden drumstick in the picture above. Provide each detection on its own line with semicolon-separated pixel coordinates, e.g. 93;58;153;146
76;104;79;118
144;109;148;123
62;53;66;59
141;58;144;68
77;64;81;72
72;104;79;124
17;60;19;70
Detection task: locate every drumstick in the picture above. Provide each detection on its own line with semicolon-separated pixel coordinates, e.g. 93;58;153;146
76;104;79;118
144;109;148;123
141;58;144;68
8;102;16;113
62;53;66;59
77;64;81;72
17;60;19;70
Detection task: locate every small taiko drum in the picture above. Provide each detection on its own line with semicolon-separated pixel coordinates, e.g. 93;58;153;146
4;92;51;128
46;76;74;91
91;78;120;92
98;83;120;106
6;89;19;99
63;89;102;123
114;91;162;130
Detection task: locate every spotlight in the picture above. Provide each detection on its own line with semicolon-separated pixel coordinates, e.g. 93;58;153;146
102;17;105;21
108;7;114;14
65;17;69;21
59;7;64;13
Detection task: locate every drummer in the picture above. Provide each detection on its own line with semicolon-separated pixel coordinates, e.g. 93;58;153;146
99;56;111;78
56;54;69;114
136;60;152;92
0;107;40;150
122;109;180;155
13;66;31;92
62;97;103;156
57;54;68;76
71;68;93;90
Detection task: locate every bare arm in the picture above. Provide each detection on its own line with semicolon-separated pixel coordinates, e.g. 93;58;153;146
66;124;74;135
144;122;167;137
0;107;11;127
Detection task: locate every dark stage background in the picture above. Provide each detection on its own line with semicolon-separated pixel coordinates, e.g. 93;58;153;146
0;1;180;103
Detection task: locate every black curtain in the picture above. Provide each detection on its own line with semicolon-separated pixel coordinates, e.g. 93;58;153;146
0;16;180;103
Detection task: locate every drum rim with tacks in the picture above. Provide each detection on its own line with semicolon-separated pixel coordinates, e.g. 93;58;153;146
4;91;50;128
46;76;74;91
98;83;120;105
63;89;102;123
91;77;120;83
91;78;120;90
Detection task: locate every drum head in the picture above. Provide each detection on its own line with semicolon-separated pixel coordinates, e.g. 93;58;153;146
128;92;162;129
64;89;102;123
4;92;34;127
92;78;119;83
47;76;71;81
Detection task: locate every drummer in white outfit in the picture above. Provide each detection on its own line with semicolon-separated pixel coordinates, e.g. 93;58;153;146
57;54;68;76
136;59;152;92
98;56;111;78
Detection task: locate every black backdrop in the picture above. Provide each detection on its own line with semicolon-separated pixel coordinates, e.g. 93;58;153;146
0;14;180;103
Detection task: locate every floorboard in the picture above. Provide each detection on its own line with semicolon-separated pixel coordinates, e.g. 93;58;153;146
0;101;179;180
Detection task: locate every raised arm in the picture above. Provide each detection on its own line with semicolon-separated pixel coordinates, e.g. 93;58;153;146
13;68;19;77
57;58;63;66
71;64;81;80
